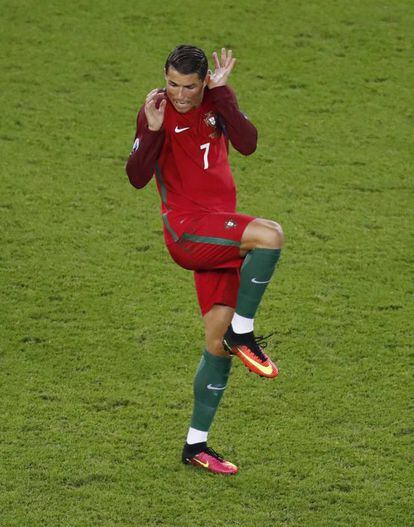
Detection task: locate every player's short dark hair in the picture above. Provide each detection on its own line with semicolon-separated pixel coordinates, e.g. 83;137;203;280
165;45;208;80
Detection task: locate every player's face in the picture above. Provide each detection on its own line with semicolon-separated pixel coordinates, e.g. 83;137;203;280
165;67;208;113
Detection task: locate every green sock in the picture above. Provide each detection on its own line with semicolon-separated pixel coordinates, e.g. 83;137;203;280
190;349;232;432
236;248;281;319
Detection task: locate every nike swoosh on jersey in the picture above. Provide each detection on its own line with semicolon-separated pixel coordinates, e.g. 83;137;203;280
236;347;274;376
174;126;190;133
207;384;227;391
251;278;271;284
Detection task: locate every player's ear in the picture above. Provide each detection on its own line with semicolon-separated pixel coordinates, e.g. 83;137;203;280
203;71;211;87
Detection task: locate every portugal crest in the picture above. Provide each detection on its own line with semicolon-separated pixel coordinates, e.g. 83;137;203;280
204;111;219;138
224;219;237;229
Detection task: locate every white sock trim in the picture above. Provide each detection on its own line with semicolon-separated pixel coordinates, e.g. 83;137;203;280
186;427;208;445
231;313;254;334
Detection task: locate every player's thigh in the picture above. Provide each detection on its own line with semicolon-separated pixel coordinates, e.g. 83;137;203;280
167;212;255;270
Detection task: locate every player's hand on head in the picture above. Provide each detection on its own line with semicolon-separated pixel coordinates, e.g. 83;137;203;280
208;48;236;89
144;89;166;131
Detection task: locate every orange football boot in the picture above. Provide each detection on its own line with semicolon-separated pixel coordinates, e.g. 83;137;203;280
223;326;278;378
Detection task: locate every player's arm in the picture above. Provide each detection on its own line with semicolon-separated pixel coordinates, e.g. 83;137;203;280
210;86;257;155
125;90;166;189
208;48;257;156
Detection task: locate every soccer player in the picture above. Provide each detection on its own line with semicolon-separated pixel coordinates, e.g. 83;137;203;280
126;45;284;475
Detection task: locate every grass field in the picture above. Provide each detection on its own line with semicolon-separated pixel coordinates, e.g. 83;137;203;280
1;1;413;525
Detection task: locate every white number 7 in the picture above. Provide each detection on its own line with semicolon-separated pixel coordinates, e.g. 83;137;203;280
200;142;210;170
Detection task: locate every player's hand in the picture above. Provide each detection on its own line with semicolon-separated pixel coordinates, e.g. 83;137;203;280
208;48;236;89
144;89;166;131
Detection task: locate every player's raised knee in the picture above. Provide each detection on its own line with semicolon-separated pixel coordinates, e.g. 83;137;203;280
256;220;284;249
268;221;284;248
240;218;284;252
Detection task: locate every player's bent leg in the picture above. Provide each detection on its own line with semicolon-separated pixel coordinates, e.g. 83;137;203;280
224;218;283;378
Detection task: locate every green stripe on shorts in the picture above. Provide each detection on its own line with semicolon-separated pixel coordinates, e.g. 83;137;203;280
182;232;240;247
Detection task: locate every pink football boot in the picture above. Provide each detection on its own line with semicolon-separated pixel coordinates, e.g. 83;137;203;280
183;447;238;475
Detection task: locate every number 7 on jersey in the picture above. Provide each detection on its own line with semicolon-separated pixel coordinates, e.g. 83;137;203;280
200;142;210;170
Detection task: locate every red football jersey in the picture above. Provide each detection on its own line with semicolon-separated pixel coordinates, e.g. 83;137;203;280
126;86;257;245
157;92;236;216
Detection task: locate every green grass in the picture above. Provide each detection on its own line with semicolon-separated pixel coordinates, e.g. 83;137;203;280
1;0;413;525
